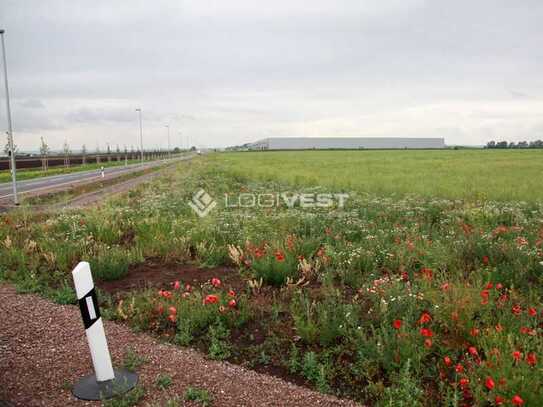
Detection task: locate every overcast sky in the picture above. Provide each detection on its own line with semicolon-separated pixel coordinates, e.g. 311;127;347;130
1;0;542;151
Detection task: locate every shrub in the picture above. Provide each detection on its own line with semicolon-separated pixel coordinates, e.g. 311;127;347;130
155;373;173;390
184;387;213;406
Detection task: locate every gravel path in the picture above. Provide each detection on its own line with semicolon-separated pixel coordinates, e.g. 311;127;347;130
0;284;360;407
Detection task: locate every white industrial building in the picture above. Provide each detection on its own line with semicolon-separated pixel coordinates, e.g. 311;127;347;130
247;137;445;150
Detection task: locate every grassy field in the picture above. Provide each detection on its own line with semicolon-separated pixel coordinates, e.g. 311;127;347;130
216;150;543;202
1;156;542;406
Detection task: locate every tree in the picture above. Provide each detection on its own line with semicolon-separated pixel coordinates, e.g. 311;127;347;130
63;140;71;168
486;141;496;149
81;144;87;164
3;133;17;156
116;144;121;161
40;137;50;171
106;143;112;162
4;133;18;171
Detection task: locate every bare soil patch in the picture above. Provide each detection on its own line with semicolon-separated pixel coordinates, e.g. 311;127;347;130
97;260;245;296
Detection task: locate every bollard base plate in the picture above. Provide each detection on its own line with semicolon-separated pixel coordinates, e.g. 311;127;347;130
72;368;138;401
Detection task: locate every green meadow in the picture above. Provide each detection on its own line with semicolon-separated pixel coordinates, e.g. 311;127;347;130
215;150;543;202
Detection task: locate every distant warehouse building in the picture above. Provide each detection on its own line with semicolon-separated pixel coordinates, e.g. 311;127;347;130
248;137;445;150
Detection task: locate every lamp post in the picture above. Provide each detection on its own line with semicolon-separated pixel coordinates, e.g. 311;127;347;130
135;108;143;163
0;29;18;205
164;124;170;159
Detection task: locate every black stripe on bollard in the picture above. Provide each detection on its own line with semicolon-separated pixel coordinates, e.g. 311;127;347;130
78;287;101;329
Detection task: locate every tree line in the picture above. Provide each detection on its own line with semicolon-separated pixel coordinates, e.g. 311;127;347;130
3;135;148;172
486;140;543;149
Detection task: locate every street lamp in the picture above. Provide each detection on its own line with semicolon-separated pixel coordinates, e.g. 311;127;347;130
0;29;18;205
135;108;143;163
164;124;171;159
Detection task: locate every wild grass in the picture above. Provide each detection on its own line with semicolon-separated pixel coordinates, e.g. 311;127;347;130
1;155;542;405
214;150;543;202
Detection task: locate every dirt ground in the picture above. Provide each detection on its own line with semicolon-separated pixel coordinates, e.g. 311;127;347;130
97;261;245;296
0;284;360;407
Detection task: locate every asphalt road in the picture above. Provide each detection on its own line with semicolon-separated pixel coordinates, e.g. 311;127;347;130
0;156;191;202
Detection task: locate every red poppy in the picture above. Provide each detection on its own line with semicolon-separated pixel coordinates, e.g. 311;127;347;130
495;396;505;405
485;377;495;390
168;306;176;315
482;255;490;265
156;305;164;314
495;283;503;290
420;268;433;280
443;356;452;366
275;250;285;262
512;304;522;315
512;395;524;406
520;326;536;336
459;378;469;388
526;352;537;366
470;327;480;337
185;283;192;292
468;346;478;356
158;290;172;299
316;247;326;257
254;248;265;258
441;282;450;291
228;299;237;309
480;289;489;304
203;294;219;305
420;328;433;337
228;290;236;297
512;350;522;362
392;319;402;330
167;314;176;323
495;324;503;333
172;280;180;290
211;278;222;288
418;312;432;325
455;364;464;373
528;307;537;317
424;338;432;348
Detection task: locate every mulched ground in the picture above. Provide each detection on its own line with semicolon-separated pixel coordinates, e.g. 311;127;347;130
0;284;360;407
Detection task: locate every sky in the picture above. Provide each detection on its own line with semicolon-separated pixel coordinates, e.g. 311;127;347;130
0;0;542;151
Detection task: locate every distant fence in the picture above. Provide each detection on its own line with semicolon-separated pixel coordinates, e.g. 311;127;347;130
0;152;170;171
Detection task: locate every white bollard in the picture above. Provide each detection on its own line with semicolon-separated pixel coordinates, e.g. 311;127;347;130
72;262;115;382
71;262;138;400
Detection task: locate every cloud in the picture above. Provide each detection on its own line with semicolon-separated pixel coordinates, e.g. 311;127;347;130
19;99;45;109
1;0;543;150
65;107;136;124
